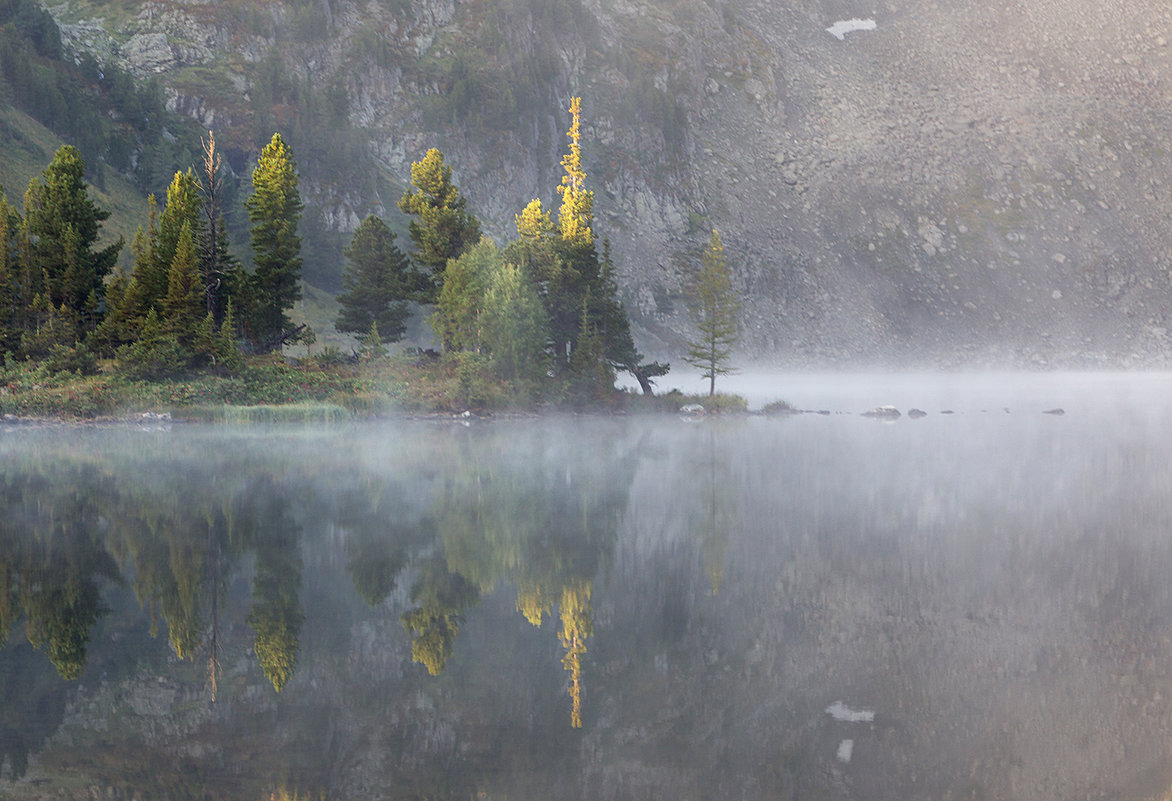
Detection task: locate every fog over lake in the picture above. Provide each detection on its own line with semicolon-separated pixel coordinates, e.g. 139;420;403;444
3;372;1172;800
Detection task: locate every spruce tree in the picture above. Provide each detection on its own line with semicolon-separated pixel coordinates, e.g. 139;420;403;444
335;215;416;343
245;133;303;352
22;146;121;341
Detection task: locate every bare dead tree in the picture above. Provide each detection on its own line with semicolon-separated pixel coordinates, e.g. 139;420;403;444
200;130;226;319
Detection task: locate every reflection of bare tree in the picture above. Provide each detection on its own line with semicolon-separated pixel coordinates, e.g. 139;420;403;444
206;512;223;702
698;426;734;597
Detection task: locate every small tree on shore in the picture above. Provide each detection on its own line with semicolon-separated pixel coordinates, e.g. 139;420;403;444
684;229;739;396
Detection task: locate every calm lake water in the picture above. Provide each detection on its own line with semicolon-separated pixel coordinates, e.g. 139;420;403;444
3;372;1172;800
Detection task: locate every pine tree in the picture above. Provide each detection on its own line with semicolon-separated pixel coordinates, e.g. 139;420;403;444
516;198;554;242
153;170;204;310
684;230;739;396
397;148;480;300
22;146;121;341
335;215;416;342
245;133;304;352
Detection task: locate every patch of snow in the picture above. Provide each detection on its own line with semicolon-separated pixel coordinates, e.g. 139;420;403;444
837;739;854;762
827;18;877;40
825;700;875;722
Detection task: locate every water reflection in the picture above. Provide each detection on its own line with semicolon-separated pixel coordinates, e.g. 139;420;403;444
2;398;1172;800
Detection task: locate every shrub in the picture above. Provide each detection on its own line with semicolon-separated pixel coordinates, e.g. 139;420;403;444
762;399;795;415
45;344;99;376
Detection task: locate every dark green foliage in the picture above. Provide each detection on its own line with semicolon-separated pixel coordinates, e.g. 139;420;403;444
44;342;97;375
22;146;121;341
244;133;303;351
335;214;417;342
0;2;202;195
420;0;598;134
0;193;20;356
115;307;192;380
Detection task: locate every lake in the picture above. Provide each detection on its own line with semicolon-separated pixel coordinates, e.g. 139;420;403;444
2;372;1172;800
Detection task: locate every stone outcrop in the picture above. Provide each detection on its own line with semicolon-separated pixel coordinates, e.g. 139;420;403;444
43;0;1172;366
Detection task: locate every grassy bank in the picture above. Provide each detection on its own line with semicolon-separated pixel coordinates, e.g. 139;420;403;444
0;352;752;421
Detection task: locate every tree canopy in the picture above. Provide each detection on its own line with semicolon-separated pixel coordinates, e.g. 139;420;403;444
397;148;481;300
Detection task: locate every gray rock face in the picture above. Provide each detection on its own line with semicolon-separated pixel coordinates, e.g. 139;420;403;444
45;0;1172;366
121;31;174;72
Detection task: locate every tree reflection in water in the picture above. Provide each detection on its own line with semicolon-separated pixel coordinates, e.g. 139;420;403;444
0;421;644;737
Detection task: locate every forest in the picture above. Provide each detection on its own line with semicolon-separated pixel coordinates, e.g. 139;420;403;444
0;95;695;415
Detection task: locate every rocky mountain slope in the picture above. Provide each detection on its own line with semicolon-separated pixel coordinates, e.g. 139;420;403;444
45;0;1172;365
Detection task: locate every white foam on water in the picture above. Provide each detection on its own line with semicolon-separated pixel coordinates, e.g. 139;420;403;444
837;739;854;762
827;18;877;39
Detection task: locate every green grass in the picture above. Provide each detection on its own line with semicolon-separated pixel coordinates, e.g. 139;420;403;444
174;401;351;423
624;389;749;415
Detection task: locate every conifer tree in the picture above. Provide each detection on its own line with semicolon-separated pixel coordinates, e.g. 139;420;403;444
397;148;480;300
245;133;304;351
153;169;204;309
0;194;20;355
684;230;739;396
515;198;554;242
162;221;205;348
21;146;121;341
335;215;416;342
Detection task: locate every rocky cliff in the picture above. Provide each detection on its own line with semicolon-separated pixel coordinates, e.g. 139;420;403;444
48;0;1172;365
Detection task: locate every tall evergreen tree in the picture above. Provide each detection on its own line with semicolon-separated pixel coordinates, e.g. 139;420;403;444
162;221;205;348
21;145;121;341
154;169;204;303
397;148;480;300
245;133;304;351
684;230;739;396
0;194;21;355
335;215;417;343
